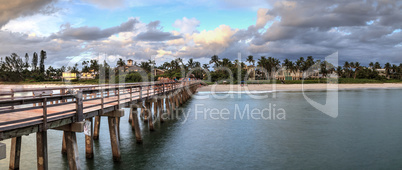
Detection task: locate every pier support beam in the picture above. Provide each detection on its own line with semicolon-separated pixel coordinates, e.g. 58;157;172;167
64;131;80;170
176;91;180;108
170;93;176;112
116;117;121;141
53;121;87;169
0;142;5;161
165;95;171;118
108;116;120;161
179;90;184;105
9;137;22;170
153;98;158;120
53;122;86;158
85;118;94;159
93;116;101;140
128;109;133;123
130;104;142;144
36;131;48;170
102;109;124;161
145;99;154;131
159;98;164;123
62;133;67;155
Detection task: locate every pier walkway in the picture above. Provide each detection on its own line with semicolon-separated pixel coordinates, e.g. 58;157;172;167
0;81;200;170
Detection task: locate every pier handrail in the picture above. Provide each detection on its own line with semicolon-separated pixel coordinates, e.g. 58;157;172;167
0;80;201;134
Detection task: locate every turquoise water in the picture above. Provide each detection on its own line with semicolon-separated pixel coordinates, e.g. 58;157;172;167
1;89;402;169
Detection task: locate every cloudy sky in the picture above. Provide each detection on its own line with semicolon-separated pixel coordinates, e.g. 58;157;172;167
0;0;401;68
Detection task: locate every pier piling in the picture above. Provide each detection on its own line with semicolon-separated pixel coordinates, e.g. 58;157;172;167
64;131;80;170
9;137;21;170
108;116;120;162
85;118;94;159
130;104;142;143
93;116;101;140
36;131;48;170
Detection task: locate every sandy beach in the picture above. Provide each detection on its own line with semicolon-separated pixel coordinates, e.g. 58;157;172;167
197;83;402;92
0;83;401;93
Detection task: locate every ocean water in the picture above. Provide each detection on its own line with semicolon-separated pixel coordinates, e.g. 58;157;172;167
0;89;402;169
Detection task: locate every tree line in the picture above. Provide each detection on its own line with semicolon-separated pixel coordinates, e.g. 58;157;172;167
0;52;401;83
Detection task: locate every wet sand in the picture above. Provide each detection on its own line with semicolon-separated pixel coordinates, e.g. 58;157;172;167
197;83;402;92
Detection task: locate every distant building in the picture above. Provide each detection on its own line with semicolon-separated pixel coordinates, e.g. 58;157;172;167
276;68;300;80
80;72;95;80
127;59;133;66
375;69;387;77
154;69;166;76
62;72;77;81
116;59;143;73
245;65;256;80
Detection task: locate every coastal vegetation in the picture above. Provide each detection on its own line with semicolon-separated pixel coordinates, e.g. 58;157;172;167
0;51;401;84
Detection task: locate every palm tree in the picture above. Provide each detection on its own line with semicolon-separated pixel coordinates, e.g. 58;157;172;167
257;56;280;79
71;63;79;73
384;62;391;77
89;59;99;74
116;58;126;72
194;61;201;68
320;61;328;78
176;58;184;66
234;59;241;68
209;55;220;67
283;59;295;75
161;62;171;70
391;64;398;79
202;64;209;70
117;58;126;67
374;62;381;69
170;60;178;70
221;58;231;67
369;62;374;69
354;62;361;79
305;56;315;71
247;55;254;66
336;66;343;77
269;57;281;78
296;57;305;71
343;61;351;78
187;58;195;69
140;61;151;73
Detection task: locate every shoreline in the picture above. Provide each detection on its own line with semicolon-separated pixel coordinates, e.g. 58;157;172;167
197;83;402;92
0;83;401;92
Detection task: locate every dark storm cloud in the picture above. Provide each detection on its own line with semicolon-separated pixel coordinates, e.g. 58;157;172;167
1;0;400;68
0;0;56;27
136;31;182;41
0;30;84;67
236;0;402;65
50;18;138;40
135;21;182;41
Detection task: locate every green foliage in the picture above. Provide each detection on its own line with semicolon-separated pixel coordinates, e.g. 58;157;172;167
125;72;143;82
1;51;401;85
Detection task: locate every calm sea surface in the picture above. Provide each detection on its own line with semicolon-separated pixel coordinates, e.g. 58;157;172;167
1;89;402;169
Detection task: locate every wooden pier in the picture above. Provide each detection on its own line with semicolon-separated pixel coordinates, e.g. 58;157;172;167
0;80;200;170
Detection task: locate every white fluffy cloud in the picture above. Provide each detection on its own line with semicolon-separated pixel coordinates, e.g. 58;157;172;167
80;0;126;9
168;25;238;58
173;17;200;34
1;0;401;68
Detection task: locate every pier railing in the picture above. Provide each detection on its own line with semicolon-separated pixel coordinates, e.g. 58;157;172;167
0;80;199;136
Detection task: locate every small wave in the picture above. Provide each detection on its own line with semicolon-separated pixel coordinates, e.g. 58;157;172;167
197;90;273;94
